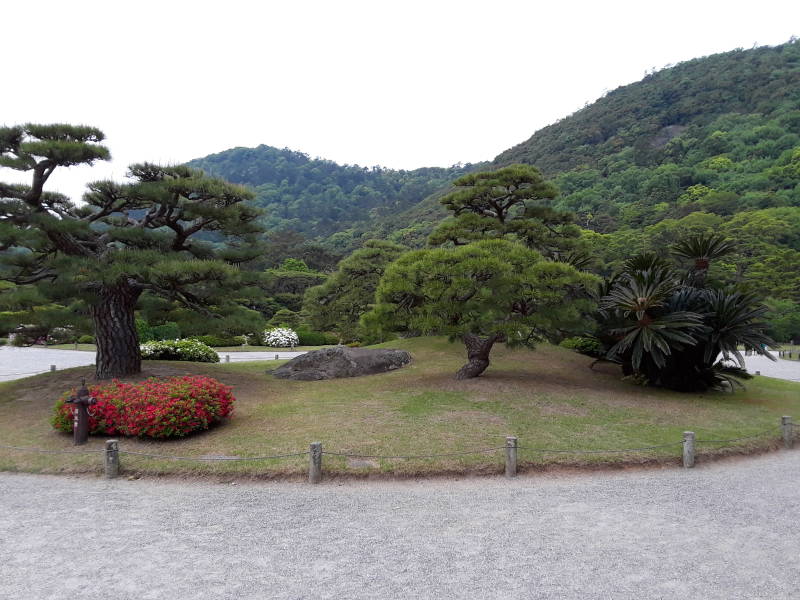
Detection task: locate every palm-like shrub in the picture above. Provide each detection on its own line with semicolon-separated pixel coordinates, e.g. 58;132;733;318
598;235;774;392
672;232;736;287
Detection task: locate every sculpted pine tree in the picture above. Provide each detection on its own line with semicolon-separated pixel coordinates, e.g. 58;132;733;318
0;124;261;378
429;164;582;260
364;239;598;379
303;239;406;342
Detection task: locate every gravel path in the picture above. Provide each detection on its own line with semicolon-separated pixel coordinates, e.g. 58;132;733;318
0;347;306;381
742;351;800;382
2;451;799;599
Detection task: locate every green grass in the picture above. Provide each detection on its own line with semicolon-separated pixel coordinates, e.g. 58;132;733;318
1;337;798;479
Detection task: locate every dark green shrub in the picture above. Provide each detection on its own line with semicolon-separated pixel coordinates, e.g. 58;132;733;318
77;334;94;344
0;338;6;346
191;334;242;347
559;336;603;357
296;329;335;346
151;322;181;341
136;318;155;343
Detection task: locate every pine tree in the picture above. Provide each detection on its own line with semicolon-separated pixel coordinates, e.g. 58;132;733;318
428;164;582;260
1;124;262;378
364;239;598;379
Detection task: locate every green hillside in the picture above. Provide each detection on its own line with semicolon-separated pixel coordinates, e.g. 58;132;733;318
187;145;472;249
187;41;800;306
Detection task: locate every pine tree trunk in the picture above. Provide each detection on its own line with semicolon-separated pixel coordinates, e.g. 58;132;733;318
90;283;142;379
455;333;499;380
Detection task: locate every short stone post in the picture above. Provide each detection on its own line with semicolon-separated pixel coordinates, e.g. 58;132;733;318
309;442;322;484
505;436;518;478
104;439;120;479
225;354;230;363
50;364;56;372
781;416;793;449
275;354;279;360
682;431;695;468
755;370;761;376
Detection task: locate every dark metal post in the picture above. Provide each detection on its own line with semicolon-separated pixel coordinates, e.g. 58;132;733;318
65;378;96;446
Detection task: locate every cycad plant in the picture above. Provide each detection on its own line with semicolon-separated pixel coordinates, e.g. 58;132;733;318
672;232;736;287
598;235;774;392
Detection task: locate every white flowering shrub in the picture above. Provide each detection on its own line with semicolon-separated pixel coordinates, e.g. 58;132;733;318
263;327;299;348
140;339;219;363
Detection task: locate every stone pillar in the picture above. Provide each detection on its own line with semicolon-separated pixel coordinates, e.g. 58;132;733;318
682;431;695;468
781;416;793;449
309;442;322;484
505;436;518;478
105;439;120;479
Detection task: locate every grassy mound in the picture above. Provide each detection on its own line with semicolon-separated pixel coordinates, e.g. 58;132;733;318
1;337;798;478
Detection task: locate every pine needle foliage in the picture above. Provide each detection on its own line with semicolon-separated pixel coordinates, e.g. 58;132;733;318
365;239;599;378
0;124;263;378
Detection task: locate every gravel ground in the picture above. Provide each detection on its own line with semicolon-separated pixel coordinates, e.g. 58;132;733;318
743;351;800;382
2;451;799;599
0;347;306;381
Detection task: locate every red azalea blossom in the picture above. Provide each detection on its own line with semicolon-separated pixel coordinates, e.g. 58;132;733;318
51;376;235;439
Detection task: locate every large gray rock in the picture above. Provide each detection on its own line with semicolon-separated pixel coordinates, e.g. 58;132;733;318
272;346;412;381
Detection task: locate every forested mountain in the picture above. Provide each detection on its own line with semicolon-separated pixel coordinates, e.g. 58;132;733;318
188;41;800;310
495;40;800;234
187;145;472;245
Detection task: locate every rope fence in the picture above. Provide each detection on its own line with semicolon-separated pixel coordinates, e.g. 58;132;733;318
119;450;309;461
0;417;795;482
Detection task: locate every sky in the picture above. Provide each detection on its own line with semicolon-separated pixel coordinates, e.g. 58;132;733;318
3;0;799;200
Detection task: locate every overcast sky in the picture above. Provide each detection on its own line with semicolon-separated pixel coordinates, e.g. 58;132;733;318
3;0;799;200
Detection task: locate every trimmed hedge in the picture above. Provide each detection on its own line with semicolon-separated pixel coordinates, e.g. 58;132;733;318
190;334;245;347
140;339;219;362
559;336;604;357
52;376;235;439
296;329;338;346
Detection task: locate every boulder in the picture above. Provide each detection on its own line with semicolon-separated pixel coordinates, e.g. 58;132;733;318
272;346;412;381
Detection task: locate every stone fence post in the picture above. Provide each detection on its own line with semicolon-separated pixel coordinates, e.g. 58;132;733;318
782;416;794;449
309;442;322;484
505;436;518;478
682;431;695;468
105;439;120;479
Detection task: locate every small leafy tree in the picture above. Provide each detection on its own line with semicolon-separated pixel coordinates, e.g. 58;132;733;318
364;239;598;379
0;124;262;378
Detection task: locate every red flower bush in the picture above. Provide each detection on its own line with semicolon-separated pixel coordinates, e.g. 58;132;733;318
52;376;235;439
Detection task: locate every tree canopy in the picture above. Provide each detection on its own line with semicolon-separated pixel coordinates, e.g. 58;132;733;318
0;124;262;377
303;239;406;342
365;239;598;378
429;164;582;259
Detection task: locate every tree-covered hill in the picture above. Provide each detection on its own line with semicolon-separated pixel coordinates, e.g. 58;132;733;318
187;40;800;320
490;40;800;234
187;145;471;241
495;40;800;176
